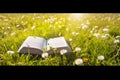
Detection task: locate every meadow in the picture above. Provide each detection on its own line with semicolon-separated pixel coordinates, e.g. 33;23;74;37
0;13;120;66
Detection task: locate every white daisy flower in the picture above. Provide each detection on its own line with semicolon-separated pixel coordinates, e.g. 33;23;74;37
103;28;109;32
21;16;25;19
16;25;20;28
31;26;36;30
116;36;120;39
69;38;72;41
72;32;75;35
7;26;11;29
42;52;49;58
86;20;90;25
76;32;79;35
94;26;99;28
93;33;100;38
24;29;27;32
4;32;8;35
105;34;110;37
114;39;120;44
4;19;8;22
11;32;16;36
46;45;51;51
66;28;69;31
60;49;67;55
90;30;93;33
75;47;81;52
7;50;14;55
2;27;4;30
75;58;83;65
82;25;88;30
98;55;104;60
101;35;106;38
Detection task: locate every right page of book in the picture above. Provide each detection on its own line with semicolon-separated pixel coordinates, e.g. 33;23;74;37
47;37;68;48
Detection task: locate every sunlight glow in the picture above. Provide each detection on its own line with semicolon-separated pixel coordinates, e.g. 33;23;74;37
69;13;85;20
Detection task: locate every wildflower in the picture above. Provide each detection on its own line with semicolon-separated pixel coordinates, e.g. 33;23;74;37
116;36;120;39
83;58;89;62
4;19;8;22
7;26;11;29
46;45;51;51
69;38;72;41
17;62;23;65
86;20;90;25
60;49;67;55
21;16;25;19
90;30;93;33
93;33;100;38
4;32;8;35
31;26;36;30
2;27;4;30
58;25;62;28
105;34;110;37
82;25;88;30
98;55;104;61
75;58;83;65
11;32;16;36
94;26;99;28
42;52;49;58
103;28;109;32
16;25;20;28
32;18;35;20
24;29;27;32
7;50;14;55
101;35;106;38
114;39;120;44
75;32;79;35
66;28;69;31
72;32;75;35
75;47;81;52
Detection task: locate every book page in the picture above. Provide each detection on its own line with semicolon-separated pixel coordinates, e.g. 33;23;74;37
18;36;46;52
47;37;68;48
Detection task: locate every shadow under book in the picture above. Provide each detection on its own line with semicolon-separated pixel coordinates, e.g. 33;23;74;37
18;36;72;55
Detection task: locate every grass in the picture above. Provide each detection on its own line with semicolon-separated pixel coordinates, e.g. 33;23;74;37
0;13;120;66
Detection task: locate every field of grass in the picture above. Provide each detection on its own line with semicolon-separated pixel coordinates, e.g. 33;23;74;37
1;13;120;66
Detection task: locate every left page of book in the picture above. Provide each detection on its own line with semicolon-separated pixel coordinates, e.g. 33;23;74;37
18;36;47;55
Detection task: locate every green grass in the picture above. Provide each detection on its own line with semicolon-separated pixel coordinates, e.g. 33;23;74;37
1;13;120;66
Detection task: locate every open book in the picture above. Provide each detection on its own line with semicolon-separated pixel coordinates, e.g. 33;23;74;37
18;36;72;55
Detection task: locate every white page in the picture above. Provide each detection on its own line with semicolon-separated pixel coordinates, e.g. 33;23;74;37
47;37;68;48
18;36;46;52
